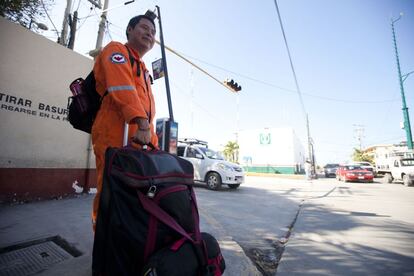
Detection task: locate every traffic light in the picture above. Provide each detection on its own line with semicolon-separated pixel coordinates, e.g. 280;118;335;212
224;79;242;92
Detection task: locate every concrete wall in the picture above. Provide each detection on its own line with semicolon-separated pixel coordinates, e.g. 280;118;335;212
0;17;96;202
238;127;305;174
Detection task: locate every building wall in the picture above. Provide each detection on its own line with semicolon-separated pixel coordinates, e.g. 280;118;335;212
238;128;305;174
0;17;96;202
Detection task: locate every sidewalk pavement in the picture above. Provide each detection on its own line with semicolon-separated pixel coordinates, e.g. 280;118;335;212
0;193;259;276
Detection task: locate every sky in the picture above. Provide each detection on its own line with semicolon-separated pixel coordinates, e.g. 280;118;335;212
38;0;414;165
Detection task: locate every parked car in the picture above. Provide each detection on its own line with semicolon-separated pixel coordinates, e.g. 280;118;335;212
177;139;244;190
324;163;340;177
336;165;374;183
352;161;376;175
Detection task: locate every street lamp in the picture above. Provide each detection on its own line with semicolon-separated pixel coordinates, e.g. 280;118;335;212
391;13;413;149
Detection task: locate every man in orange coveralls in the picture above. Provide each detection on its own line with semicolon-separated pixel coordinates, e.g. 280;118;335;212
91;13;158;230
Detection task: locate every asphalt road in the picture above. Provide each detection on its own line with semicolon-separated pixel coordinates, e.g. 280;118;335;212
195;176;414;275
1;176;413;276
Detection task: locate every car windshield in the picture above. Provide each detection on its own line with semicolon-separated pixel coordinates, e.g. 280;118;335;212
325;164;339;168
198;147;224;160
345;165;362;170
401;159;414;166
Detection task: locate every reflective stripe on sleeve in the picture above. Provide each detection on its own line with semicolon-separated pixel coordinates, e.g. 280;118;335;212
107;85;135;92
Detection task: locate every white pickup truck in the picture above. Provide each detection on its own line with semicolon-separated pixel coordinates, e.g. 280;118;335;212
177;139;244;190
376;151;414;187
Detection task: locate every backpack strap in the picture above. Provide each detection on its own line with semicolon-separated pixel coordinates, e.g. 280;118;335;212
137;190;195;242
137;189;208;269
125;46;141;77
124;45;151;120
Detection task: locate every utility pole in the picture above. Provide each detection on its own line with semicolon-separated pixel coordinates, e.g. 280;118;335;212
353;124;365;150
156;6;174;121
68;11;78;50
306;115;315;173
95;0;109;52
391;14;413;149
60;0;73;46
84;0;108;193
89;1;135;57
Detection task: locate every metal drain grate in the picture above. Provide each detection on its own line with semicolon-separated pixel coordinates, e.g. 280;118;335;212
0;236;81;276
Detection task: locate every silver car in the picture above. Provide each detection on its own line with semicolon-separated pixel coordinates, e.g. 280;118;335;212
177;140;244;190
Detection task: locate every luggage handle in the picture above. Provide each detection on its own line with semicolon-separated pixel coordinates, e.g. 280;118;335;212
123;122;129;146
123;122;155;149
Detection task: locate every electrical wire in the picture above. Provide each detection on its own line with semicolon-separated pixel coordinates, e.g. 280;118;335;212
76;0;82;11
101;22;234;126
377;95;398;127
105;22;126;41
107;20;124;31
105;22;113;41
366;136;405;145
105;20;398;104
40;0;60;39
173;52;398;104
77;5;101;20
273;0;306;116
77;8;95;31
170;81;234;128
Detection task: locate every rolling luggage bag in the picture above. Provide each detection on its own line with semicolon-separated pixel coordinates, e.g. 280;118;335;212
92;124;225;276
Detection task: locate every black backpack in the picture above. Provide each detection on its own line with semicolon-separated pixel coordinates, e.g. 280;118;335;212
67;47;137;133
92;146;225;276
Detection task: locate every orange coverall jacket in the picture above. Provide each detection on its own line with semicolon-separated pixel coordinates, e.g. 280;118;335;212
91;41;158;226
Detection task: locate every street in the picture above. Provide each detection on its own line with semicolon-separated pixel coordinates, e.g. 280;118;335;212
1;175;414;276
196;176;414;275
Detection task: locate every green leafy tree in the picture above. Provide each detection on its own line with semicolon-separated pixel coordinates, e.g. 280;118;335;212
352;148;374;164
0;0;54;30
223;141;239;163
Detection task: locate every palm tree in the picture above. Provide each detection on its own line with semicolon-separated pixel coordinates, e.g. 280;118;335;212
223;141;239;163
352;148;374;164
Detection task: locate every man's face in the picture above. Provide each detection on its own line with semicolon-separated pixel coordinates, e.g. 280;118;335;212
127;18;156;56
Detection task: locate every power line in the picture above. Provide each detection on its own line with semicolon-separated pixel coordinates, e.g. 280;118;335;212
104;21;398;105
170;51;398;105
366;136;405;145
104;22;238;129
105;23;113;41
170;51;298;93
75;0;82;11
76;8;95;31
170;80;234;128
175;52;399;104
317;141;356;147
77;5;101;20
273;0;306;116
40;0;60;39
273;0;316;172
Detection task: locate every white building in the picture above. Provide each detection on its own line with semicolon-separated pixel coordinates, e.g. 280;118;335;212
238;127;305;174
